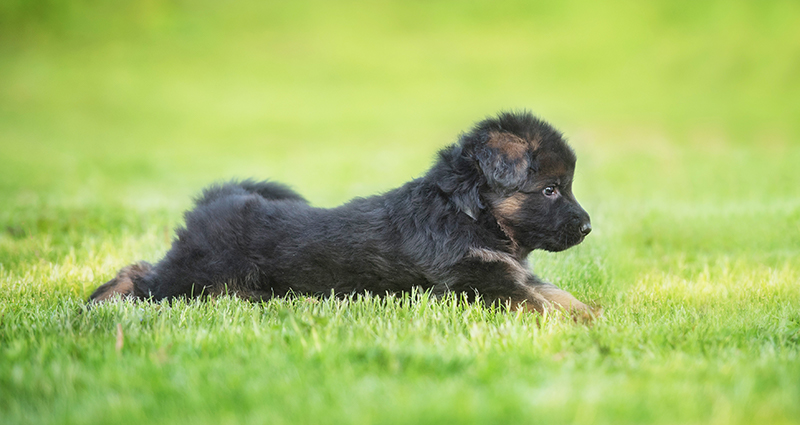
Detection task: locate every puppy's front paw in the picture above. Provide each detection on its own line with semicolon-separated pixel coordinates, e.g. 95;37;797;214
568;302;602;324
544;297;602;324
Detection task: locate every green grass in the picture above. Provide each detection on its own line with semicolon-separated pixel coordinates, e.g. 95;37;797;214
1;1;799;424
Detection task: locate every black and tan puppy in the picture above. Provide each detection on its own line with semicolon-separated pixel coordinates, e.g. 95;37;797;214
89;111;594;316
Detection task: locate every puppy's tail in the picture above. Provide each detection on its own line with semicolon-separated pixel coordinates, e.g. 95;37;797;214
87;262;152;303
196;179;307;206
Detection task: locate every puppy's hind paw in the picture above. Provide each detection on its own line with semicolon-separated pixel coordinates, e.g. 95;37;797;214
87;262;152;304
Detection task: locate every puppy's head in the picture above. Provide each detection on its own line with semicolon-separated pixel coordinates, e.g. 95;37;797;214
450;111;591;252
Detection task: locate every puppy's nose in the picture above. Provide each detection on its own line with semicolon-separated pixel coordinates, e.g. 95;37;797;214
580;222;592;236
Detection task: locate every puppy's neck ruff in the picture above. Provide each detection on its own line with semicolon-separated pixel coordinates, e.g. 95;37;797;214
490;210;521;257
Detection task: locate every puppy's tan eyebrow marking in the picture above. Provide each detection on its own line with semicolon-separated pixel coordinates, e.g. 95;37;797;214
536;151;572;176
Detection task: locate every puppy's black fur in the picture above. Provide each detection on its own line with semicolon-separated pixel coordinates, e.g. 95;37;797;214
90;111;593;315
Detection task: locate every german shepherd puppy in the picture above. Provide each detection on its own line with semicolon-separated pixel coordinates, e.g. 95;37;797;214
89;111;594;317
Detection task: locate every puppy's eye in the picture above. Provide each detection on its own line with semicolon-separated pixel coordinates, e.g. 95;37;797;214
543;186;557;197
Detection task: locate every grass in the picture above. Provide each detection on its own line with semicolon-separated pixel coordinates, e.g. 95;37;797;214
1;1;799;424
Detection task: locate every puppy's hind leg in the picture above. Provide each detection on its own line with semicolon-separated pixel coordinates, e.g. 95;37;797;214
88;262;152;303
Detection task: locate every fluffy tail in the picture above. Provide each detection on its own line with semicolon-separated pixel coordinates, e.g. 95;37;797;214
88;262;152;303
195;179;307;206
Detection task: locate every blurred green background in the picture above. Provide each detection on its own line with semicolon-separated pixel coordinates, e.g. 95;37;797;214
1;2;800;424
2;0;799;202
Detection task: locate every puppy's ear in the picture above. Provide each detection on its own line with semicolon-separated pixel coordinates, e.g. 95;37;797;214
449;185;483;220
435;145;485;220
476;132;530;193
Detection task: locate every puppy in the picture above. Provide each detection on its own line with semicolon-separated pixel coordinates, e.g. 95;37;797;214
89;111;594;316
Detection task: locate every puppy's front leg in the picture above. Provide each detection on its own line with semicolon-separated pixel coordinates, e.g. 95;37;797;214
448;253;597;321
524;276;597;321
446;254;581;317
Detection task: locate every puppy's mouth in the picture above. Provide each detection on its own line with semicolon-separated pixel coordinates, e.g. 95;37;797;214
566;233;586;248
546;229;587;252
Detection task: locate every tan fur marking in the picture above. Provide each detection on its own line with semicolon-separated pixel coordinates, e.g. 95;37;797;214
536;284;598;322
528;134;542;149
505;284;598;322
509;290;549;314
487;131;528;160
537;285;588;311
493;192;526;218
468;247;528;284
89;262;151;303
91;276;134;302
537;152;569;177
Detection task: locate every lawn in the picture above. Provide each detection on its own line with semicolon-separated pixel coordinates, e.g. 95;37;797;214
1;1;799;424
